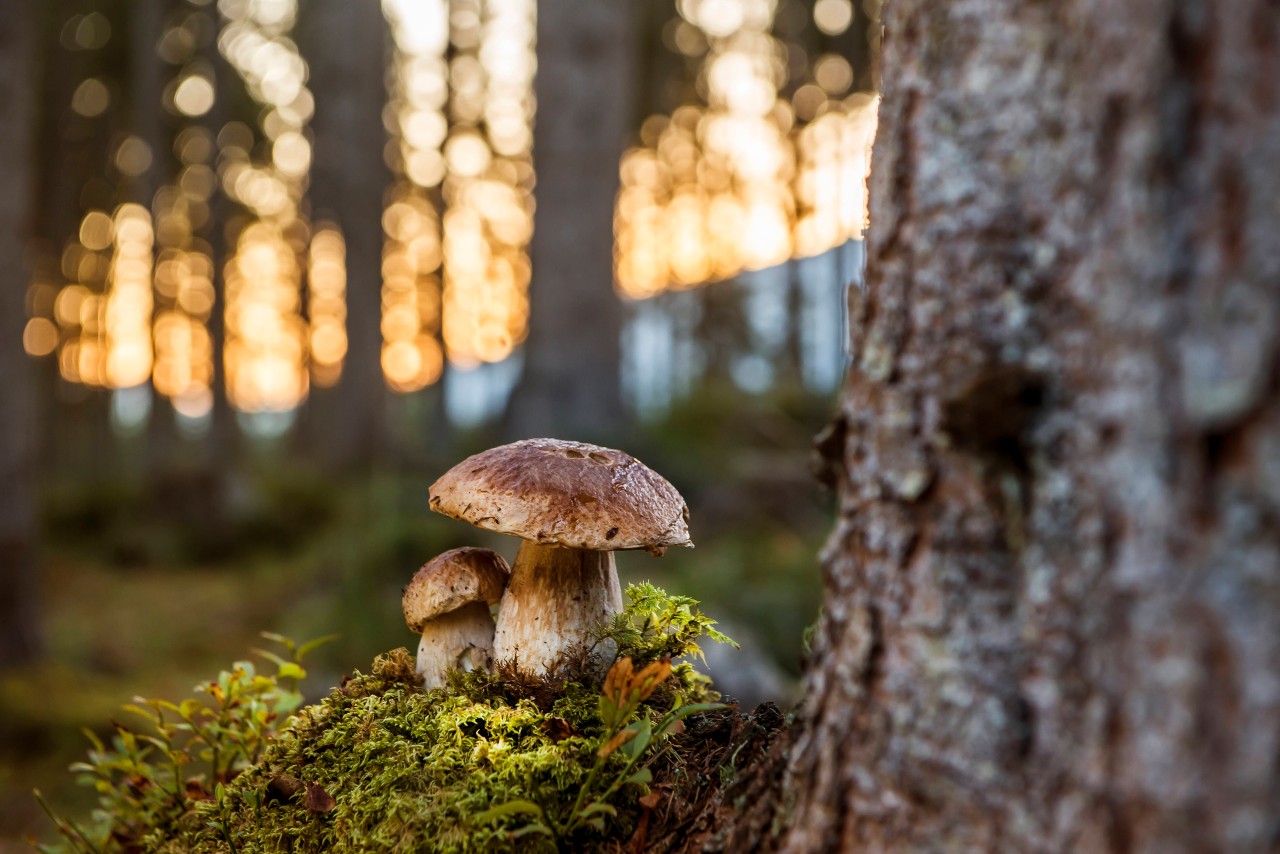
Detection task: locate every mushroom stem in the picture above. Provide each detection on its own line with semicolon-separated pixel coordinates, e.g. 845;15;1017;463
493;542;623;674
416;601;497;690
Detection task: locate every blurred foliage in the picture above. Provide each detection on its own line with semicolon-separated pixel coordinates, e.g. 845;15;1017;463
628;381;832;672
33;634;326;852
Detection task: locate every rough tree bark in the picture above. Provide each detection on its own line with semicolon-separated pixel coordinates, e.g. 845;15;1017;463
0;3;41;668
504;0;632;440
764;0;1280;851
297;0;390;470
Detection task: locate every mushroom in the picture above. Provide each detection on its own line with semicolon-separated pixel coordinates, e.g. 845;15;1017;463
428;439;692;674
402;547;510;689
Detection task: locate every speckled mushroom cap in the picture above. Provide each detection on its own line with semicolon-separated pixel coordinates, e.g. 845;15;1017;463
402;547;510;632
428;439;692;552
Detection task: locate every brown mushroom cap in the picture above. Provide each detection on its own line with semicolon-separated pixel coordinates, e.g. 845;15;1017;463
428;439;692;552
402;547;510;632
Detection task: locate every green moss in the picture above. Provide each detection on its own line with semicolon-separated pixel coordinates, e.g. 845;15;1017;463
39;584;740;853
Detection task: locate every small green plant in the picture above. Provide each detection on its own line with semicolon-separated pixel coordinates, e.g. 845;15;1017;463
33;633;335;853
475;656;725;842
596;581;737;704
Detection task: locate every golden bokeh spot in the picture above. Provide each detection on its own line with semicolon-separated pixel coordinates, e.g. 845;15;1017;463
71;78;110;117
813;0;854;36
23;318;58;357
174;74;216;117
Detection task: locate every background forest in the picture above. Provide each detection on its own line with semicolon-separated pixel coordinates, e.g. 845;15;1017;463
0;0;878;846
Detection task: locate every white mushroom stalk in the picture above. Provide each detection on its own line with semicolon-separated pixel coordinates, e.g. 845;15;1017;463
414;602;497;688
402;547;510;689
428;439;692;675
495;543;622;674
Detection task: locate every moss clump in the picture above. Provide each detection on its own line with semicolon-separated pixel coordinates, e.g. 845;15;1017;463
39;583;776;853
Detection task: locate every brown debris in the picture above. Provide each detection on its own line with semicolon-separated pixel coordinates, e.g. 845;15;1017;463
304;781;336;813
264;774;303;806
642;701;788;854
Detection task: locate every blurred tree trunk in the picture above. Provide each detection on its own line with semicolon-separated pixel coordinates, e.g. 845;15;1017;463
717;1;1280;852
0;3;42;667
206;21;239;473
297;0;389;471
133;0;179;474
504;0;632;441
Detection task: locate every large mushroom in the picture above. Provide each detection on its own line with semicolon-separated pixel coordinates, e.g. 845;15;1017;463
402;547;510;689
428;439;691;674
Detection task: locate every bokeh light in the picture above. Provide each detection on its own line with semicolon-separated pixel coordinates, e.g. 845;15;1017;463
813;0;854;36
71;78;110;118
22;318;58;357
794;93;877;256
307;224;348;388
151;130;216;419
216;0;316;412
36;0;871;412
223;222;308;411
383;0;535;379
615;0;878;299
173;73;215;117
103;204;155;388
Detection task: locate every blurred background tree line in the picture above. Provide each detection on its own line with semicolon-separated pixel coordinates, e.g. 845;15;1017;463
0;0;877;842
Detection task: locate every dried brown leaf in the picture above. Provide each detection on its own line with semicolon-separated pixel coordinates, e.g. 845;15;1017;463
304;780;336;813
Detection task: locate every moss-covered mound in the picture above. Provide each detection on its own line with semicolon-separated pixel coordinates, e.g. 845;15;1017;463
37;584;786;853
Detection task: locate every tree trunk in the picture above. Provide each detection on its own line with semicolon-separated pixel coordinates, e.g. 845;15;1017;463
0;2;41;668
773;0;1280;851
504;0;632;441
133;0;179;475
205;26;238;473
297;0;389;471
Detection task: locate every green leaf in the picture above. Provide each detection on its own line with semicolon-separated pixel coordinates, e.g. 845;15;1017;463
598;695;614;728
139;736;173;752
623;767;653;786
251;648;288;668
259;632;295;652
276;662;306;682
509;823;554;839
297;634;340;660
474;799;546;824
576;802;617;819
705;626;738;647
120;704;153;722
178;698;203;720
80;728;105;753
273;690;304;715
619;718;652;761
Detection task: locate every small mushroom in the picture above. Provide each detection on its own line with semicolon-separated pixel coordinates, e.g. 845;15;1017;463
428;439;692;674
402;547;510;689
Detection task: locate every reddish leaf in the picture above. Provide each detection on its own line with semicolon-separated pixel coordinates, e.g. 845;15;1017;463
540;717;575;742
184;779;214;802
304;781;336;813
597;728;638;759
